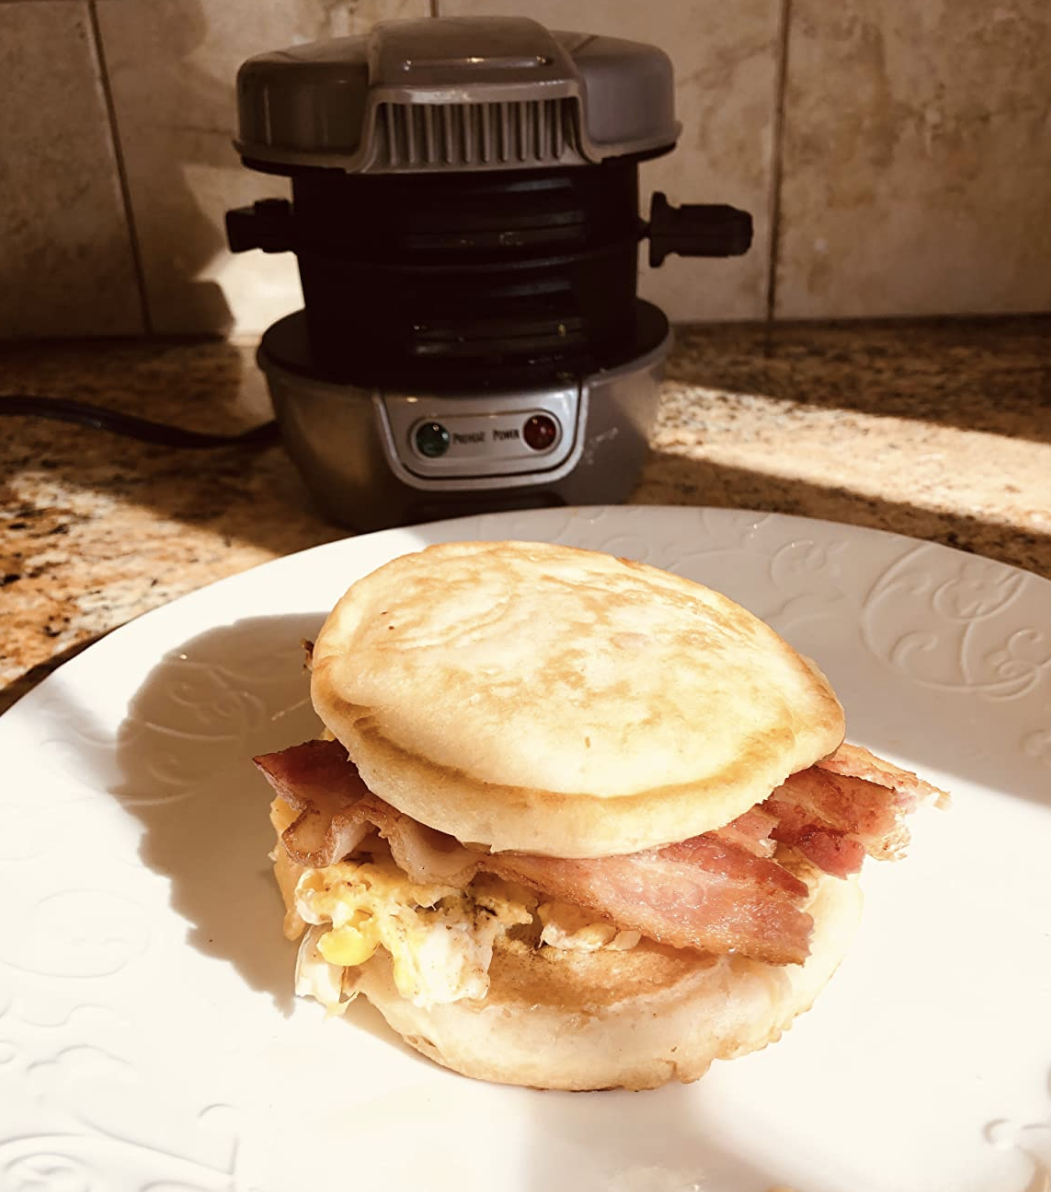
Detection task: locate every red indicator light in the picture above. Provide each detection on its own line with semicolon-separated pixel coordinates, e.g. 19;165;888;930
523;414;558;451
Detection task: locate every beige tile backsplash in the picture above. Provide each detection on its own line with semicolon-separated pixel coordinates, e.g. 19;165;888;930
776;0;1051;319
95;0;430;335
1;0;1048;335
0;2;142;337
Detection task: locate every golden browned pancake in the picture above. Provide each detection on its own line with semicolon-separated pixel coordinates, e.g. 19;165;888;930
354;866;861;1091
310;541;844;857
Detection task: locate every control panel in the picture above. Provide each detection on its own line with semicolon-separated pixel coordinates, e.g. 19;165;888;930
380;387;580;480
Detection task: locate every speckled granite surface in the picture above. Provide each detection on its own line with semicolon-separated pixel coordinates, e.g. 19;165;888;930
2;317;1049;711
638;318;1051;563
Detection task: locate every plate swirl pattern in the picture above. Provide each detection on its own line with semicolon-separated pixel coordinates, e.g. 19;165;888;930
1;507;1049;1192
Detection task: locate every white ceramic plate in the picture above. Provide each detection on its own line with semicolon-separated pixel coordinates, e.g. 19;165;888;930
2;505;1050;1192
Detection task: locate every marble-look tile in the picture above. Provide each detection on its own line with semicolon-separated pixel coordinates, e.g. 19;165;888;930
95;0;431;335
0;1;142;336
437;0;780;322
777;0;1051;319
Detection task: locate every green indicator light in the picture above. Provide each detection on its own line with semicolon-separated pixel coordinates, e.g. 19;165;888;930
415;421;450;458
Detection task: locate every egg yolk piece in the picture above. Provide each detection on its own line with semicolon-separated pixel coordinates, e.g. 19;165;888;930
293;857;532;1010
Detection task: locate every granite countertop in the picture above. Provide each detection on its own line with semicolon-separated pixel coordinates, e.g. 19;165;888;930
2;317;1049;712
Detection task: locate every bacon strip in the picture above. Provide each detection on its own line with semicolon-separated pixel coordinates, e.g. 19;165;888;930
764;793;867;879
817;743;950;809
764;767;903;877
711;806;778;857
762;744;949;878
255;739;373;868
349;790;483;887
488;836;812;966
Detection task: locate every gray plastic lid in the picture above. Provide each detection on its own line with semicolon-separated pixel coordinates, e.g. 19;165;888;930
235;16;680;173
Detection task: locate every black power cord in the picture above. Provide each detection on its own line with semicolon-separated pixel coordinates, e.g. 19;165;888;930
0;395;280;449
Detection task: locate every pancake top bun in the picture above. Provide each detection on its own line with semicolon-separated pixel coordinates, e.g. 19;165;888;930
310;540;844;857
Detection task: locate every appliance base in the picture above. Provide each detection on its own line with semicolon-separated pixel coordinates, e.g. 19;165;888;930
258;311;670;532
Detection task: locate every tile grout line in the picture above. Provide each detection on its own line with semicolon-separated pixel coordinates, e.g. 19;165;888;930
765;0;794;326
86;0;153;335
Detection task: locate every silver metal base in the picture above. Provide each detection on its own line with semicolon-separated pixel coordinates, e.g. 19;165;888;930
258;330;670;531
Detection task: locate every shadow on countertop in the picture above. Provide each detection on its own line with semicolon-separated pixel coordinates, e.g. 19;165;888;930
667;315;1051;445
633;450;1051;582
0;336;345;556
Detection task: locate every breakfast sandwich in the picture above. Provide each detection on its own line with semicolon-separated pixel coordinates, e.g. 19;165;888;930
254;540;945;1090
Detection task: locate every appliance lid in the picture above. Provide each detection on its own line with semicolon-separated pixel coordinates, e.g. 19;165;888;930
235;16;680;173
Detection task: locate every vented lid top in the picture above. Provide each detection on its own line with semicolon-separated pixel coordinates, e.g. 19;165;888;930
235;16;680;173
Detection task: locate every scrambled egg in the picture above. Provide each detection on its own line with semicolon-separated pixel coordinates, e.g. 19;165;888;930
291;857;532;1011
288;857;643;1014
274;791;643;1015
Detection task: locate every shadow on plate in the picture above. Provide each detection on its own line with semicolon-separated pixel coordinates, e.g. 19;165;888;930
107;612;428;1062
